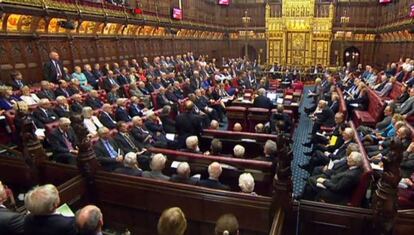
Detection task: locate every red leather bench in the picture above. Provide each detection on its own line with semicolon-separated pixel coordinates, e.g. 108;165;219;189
4;110;16;133
353;88;385;127
225;106;247;131
385;81;402;101
349;121;373;207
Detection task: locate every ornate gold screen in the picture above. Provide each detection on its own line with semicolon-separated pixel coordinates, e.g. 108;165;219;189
266;0;334;67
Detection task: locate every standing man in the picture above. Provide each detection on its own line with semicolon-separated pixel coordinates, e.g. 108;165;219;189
43;51;65;84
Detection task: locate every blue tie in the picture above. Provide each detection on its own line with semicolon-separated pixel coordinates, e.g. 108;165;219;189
103;140;117;158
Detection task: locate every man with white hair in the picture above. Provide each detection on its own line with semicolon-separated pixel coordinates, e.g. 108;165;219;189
238;173;256;195
301;151;363;204
253;88;273;109
24;184;76;235
98;103;117;129
94;127;124;171
210;120;219;130
75;205;103;235
142;153;170;180
182;136;201;153
198;162;230;190
233;145;245;158
114;152;143;176
115;98;131;122
54;96;71;118
256;140;277;161
44;51;65;84
170;162;198;185
32;98;58;128
48;117;78;164
0;181;24;234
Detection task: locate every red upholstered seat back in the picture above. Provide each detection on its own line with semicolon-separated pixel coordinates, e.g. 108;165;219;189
151;92;159;110
388;82;402;100
336;87;347;119
367;89;385;123
225;106;247;131
349;121;373;207
123;84;131;98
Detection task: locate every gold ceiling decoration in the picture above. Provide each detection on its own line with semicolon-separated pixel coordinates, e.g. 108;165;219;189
266;0;334;66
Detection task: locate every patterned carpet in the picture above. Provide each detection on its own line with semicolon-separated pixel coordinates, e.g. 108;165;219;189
292;86;313;196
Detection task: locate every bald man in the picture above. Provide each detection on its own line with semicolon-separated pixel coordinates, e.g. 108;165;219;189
197;162;230;190
75;205;103;235
43;51;65;83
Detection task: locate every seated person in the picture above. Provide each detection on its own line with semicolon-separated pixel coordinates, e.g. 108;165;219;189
67;79;82;96
255;139;277;162
72;66;93;92
130;116;154;146
401;142;414;178
204;138;223;156
394;83;409;106
238;173;257;195
19;86;39;105
301;151;363;204
82;106;103;137
253;88;273;109
114;121;146;154
70;94;84;114
210;120;219;130
84;90;103;110
233;122;243;132
233;144;245;158
369;125;412;161
255;123;265;133
54;96;71;118
142;153;170;181
181;136;201;153
48;117;78;165
129;96;145;117
270;105;292;134
0;180;25;235
9;70;25;91
24;184;77;235
93;127;124;171
398;87;414;118
54;80;71;98
107;85;121;104
32;98;58;128
129;83;150;108
197;162;230;190
159;105;176;133
98;103;117;129
170;162;198;185
0;85;20;110
214;214;239;235
192;90;219;121
357;105;395;136
37;81;56;101
309;100;335;135
144;112;165;136
114;152;143;176
115;98;131;122
398;173;414;208
157;87;176;111
75;205;103;235
376;76;395;98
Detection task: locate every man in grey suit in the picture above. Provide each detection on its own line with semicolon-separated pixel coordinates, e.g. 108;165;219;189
142;153;170;181
398;87;414;118
376;77;395;97
0;181;24;235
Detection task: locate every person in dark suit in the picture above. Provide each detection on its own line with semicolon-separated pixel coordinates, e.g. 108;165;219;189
117;68;130;86
114;121;145;154
170;162;198;185
310;100;335;134
84;90;103;110
102;70;119;92
67;79;82;96
302;151;363;204
159;105;176;133
32;98;59;128
114;152;143;177
0;181;24;235
115;98;131;122
129;96;145;117
142;153;170;180
270;104;292;134
99;104;117;129
94;127;124;171
43;51;66;84
54;80;71;98
47;117;78;164
24;184;77;235
54;96;71;118
70;94;84;114
131;116;154;146
253;88;273;109
75;205;104;235
198;162;230;190
8;71;25;91
175;101;204;148
37;81;56;101
157;87;175;109
83;64;99;90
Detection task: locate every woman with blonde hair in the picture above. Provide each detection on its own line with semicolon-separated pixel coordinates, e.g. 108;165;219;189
82;106;103;137
157;207;187;235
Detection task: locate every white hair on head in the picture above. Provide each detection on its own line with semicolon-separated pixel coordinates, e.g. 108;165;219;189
24;184;60;215
233;145;245;158
208;162;222;179
124;152;137;167
177;162;190;176
151;153;167;171
186;136;198;149
238;173;255;193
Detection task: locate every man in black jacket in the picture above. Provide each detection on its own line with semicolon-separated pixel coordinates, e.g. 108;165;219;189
198;162;230;190
99;104;117;129
43;51;65;84
114;121;145;154
94;127;124;171
0;181;24;235
48;117;78;164
24;184;76;235
253;88;273;110
54;80;71;98
170;162;198;185
37;81;56;101
32;98;59;128
115;98;131;122
175;100;203;148
8;71;25;91
84;90;103;110
54;96;71;118
310;100;335;135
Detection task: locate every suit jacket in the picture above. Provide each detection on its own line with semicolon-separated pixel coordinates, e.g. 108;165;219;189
32;108;58;128
117;75;130;86
67;86;80;96
129;104;143;117
54;88;71;98
130;126;152;144
43;59;66;84
377;82;393;97
330;101;339;114
400;96;414;116
157;94;172;108
84;70;98;88
102;77;119;92
9;79;25;91
175;112;203;147
160;114;176;133
114;167;142;176
70;101;83;114
197;178;230;190
170;174;198;185
315;107;335;127
24;214;76;235
37;89;56;101
115;107;131;122
350;93;369;111
114;132;142;153
0;206;24;235
94;138;124;171
144;119;164;134
319;167;363;203
85;97;103;110
54;105;71;118
99;111;117;129
48;128;78;155
253;95;273;109
396;91;409;105
376;116;392;131
142;170;170;180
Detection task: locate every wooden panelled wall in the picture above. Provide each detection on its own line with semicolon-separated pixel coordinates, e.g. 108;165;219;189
0;37;229;84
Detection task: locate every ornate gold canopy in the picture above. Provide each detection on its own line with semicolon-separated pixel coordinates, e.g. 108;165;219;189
266;0;334;67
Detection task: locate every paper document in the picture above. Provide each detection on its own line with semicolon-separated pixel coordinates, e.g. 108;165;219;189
35;129;45;138
56;203;75;217
170;161;181;168
327;160;334;170
166;133;175;141
370;163;383;171
329;136;338;146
